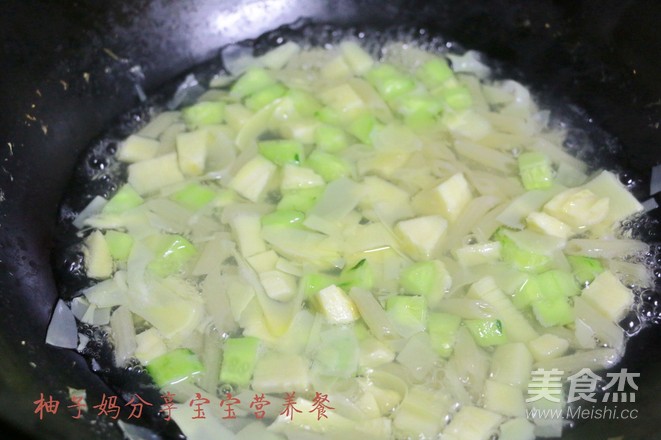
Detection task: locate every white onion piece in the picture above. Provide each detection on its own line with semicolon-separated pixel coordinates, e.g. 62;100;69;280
221;43;259;76
45;300;78;349
447;50;491;78
642;197;658;212
167;74;205;110
73;196;107;229
650;163;661;195
77;333;90;352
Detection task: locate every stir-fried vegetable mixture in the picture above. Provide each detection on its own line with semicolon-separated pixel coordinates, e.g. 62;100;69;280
68;40;651;439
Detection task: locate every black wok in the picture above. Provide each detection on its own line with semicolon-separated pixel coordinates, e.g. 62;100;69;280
1;0;661;439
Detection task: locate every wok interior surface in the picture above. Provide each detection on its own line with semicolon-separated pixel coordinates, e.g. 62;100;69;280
1;0;661;438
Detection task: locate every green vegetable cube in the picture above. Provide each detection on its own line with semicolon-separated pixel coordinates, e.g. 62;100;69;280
340;259;374;290
230;68;275;98
104;230;134;261
366;64;416;100
306;150;352;182
465;319;508;347
261;209;305;228
399;260;442;296
314;106;343;126
531;298;574;327
146;234;197;277
219;337;260;387
537;269;580;299
258;139;304;166
416;58;454;88
182;101;225;129
348;113;377;144
428;312;462;357
512;275;542;309
287;89;321;117
277;187;324;212
395;95;443;117
495;230;551;273
386;295;427;332
518;152;553;190
170;183;217;210
245;83;288;111
102;184;144;214
314;124;349;152
567;255;604;286
147;348;203;387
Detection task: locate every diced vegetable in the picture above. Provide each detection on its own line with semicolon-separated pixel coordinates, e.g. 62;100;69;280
280;164;324;191
580;270;633;322
146;348;203;387
348;112;377;144
490;342;533;388
340;41;374;75
277;187;324;212
453;242;501;267
259;270;297;302
366;64;416;100
102;184;144;214
496;231;552;273
427;312;461;357
314;124;349;152
260;210;305;228
306;150;352;182
583;170;643;229
395;215;448;258
117;135;159;163
386;295;427;335
393;386;451;439
526;211;572;239
527;333;569;362
518;152;553;190
483;379;526;417
219;337;260;387
537;269;580;298
230;68;275;98
567;255;603;285
104;231;134;261
413;173;472;221
543;188;609;228
399;260;451;298
465;319;508;347
416;58;453;88
443;406;502;440
128;153;185;195
258;139;304;166
499;418;536;440
315;284;360;324
229;155;277;202
467;277;539;342
531;297;574;327
251;352;309;393
339;258;374;290
146;234;197;277
170;183;216;210
182;101;225;128
84;230;113;279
